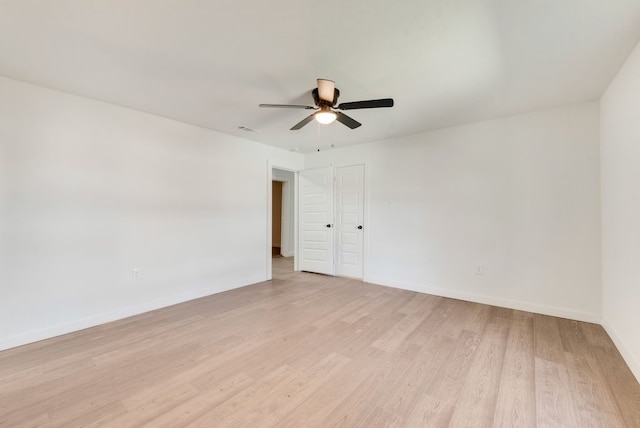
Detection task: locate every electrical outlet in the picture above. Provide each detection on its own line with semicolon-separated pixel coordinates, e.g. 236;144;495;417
132;268;140;279
475;265;484;275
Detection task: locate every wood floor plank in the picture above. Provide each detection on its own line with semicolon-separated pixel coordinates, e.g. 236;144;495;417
371;304;434;352
1;256;638;427
186;364;297;427
557;317;591;355
230;352;351;427
591;347;640;427
372;334;455;426
533;313;565;362
277;346;387;427
564;352;627;427
405;297;459;344
456;301;496;335
49;399;127;428
580;322;616;350
138;372;254;427
1;412;50;428
448;322;509;427
396;292;437;315
535;356;581;427
116;381;199;423
405;329;481;426
493;314;536;428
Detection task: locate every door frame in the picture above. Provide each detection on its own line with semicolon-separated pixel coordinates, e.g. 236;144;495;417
266;162;299;281
266;161;369;281
294;162;369;281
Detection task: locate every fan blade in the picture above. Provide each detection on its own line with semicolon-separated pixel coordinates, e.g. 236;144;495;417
259;104;315;109
337;98;394;110
290;114;316;130
336;112;362;129
317;79;335;103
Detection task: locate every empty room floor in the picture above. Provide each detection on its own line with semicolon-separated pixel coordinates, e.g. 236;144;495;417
1;257;639;427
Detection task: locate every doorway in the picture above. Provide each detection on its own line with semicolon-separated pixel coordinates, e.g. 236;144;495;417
272;180;283;256
271;168;296;278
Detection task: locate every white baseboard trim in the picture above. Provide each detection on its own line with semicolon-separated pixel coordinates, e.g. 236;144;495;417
365;276;601;323
0;274;266;352
601;317;640;384
280;251;294;257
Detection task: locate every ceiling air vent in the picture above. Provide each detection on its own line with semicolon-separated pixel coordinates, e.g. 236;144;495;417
237;126;258;132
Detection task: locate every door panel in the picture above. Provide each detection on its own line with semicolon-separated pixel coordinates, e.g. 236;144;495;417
299;167;334;275
335;164;364;278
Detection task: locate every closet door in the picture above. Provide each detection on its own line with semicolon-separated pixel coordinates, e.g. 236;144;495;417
335;164;365;278
299;167;335;275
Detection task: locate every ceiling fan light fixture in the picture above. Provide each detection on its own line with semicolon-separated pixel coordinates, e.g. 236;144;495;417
259;78;392;130
315;106;337;124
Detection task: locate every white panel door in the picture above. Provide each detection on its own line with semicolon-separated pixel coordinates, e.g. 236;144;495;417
335;164;364;278
299;167;334;275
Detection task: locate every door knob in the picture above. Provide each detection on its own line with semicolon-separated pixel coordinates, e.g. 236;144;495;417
357;225;363;230
326;224;332;228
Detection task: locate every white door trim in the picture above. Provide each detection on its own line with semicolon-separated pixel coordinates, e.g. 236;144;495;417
267;162;299;280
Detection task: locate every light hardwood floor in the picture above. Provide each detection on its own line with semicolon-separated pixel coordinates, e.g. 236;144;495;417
1;257;639;427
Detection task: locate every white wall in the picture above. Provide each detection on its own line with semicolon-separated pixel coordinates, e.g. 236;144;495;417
305;102;602;322
0;76;302;350
601;39;640;382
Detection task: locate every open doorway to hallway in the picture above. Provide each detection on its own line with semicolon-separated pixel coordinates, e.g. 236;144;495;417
272;168;295;275
272;180;284;256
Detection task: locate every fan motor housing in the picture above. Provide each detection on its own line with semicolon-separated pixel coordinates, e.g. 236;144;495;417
312;88;340;107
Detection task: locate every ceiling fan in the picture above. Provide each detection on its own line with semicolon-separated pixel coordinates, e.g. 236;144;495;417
259;78;394;130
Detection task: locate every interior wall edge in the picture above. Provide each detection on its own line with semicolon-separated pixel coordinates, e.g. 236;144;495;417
366;275;602;324
601;317;640;383
0;274;266;353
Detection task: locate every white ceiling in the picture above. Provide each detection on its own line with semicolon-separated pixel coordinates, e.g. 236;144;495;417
1;1;639;153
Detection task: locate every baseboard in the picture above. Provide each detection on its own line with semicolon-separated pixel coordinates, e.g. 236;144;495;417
365;276;601;323
0;274;266;352
601;317;640;384
281;250;294;257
